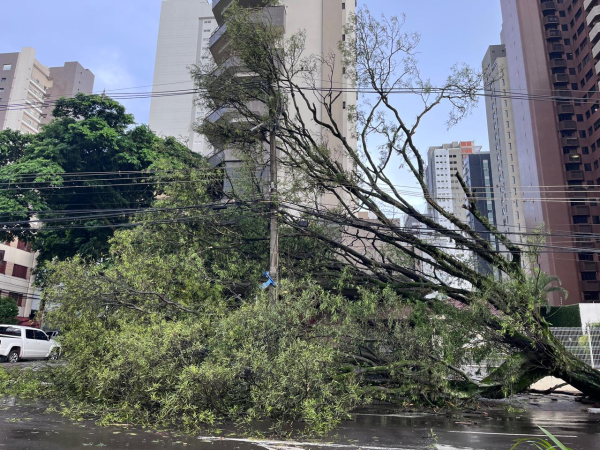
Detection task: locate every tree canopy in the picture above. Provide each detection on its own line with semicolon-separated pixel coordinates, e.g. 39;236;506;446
0;93;206;265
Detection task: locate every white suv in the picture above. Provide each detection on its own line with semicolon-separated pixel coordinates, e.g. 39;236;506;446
0;325;60;363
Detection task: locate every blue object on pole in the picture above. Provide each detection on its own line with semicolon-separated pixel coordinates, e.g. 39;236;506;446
261;271;277;290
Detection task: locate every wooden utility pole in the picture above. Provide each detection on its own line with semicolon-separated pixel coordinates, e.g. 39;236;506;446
269;121;279;302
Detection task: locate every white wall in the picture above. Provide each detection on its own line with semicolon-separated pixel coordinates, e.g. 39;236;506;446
580;304;600;329
149;0;216;155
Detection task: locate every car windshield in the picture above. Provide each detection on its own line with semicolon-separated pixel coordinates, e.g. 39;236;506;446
0;326;21;337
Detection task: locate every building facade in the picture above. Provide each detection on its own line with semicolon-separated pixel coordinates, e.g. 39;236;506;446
499;0;600;304
0;47;94;321
463;152;499;276
206;0;357;194
0;48;94;133
482;45;526;246
426;141;482;229
149;0;217;155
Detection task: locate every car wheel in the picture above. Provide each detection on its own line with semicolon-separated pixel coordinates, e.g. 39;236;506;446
7;350;19;363
48;349;60;361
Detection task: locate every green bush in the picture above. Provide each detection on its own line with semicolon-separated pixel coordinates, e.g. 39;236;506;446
0;297;19;324
541;305;581;327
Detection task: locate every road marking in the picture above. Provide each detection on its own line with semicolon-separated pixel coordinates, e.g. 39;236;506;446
197;437;418;450
445;431;578;438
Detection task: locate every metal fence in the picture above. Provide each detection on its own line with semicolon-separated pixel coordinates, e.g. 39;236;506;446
551;327;600;369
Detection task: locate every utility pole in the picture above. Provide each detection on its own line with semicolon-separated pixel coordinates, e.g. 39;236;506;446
269;119;279;303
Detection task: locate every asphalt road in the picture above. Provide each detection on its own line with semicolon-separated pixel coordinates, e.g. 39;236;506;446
0;386;599;449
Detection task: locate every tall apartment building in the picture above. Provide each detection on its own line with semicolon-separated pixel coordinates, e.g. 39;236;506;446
149;0;217;155
499;0;600;304
206;0;356;191
463;152;499;276
0;48;94;134
426;141;482;229
0;47;94;321
482;45;526;246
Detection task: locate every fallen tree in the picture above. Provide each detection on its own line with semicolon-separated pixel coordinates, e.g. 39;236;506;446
192;4;600;398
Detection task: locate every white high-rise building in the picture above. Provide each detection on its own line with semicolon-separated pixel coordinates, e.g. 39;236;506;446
482;44;526;245
149;0;216;155
426;141;482;228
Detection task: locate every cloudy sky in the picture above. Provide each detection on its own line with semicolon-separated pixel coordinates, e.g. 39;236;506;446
2;0;503;210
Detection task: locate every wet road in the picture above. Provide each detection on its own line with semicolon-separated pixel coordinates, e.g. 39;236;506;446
0;394;599;450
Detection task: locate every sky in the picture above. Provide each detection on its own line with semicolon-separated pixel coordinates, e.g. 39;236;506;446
1;0;503;210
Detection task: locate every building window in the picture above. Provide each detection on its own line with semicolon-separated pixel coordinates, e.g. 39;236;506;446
11;264;28;279
342;2;346;8
1;78;6;82
2;65;11;71
8;293;23;307
581;272;598;281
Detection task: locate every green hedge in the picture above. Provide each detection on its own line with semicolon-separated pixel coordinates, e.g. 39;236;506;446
542;305;582;327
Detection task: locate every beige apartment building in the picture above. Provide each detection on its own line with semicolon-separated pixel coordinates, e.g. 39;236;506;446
482;45;526;246
207;0;356;199
0;47;94;321
0;47;94;133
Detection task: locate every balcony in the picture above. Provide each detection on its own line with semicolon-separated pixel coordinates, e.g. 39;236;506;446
545;29;562;41
569;186;588;199
593;39;600;59
576;224;594;234
582;280;600;291
557;103;575;115
206;100;268;125
566;170;585;181
572;205;592;215
562;136;580;147
549;58;567;69
586;5;600;26
209;6;286;65
211;56;258;80
212;0;269;24
541;1;557;13
579;261;598;272
585;0;597;12
563;153;582;164
591;22;600;44
543;16;559;27
559;120;577;131
547;43;565;54
209;23;230;64
553;73;569;84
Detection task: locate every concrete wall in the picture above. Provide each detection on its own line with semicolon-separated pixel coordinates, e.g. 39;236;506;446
149;0;216;155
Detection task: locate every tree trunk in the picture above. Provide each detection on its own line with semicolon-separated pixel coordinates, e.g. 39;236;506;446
481;326;600;399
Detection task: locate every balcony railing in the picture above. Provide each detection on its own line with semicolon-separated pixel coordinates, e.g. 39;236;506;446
549;58;567;69
586;5;600;26
545;29;562;40
543;16;559;27
566;170;585;181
